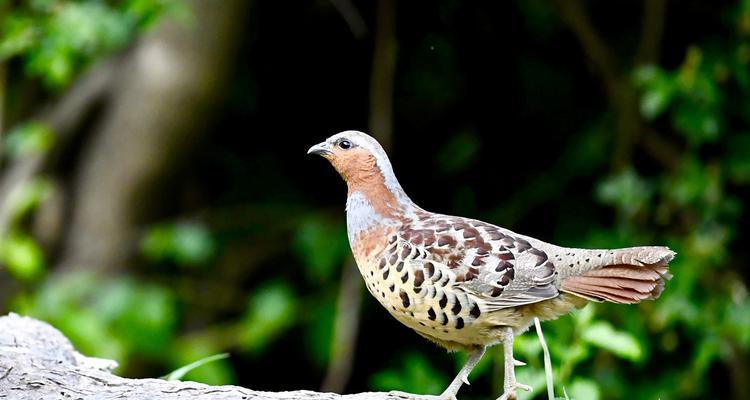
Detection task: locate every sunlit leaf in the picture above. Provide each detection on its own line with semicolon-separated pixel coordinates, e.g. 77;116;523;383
0;15;36;58
0;233;45;281
596;168;652;218
569;378;601;400
164;353;230;381
4;122;55;158
172;336;236;385
239;281;298;355
141;221;216;267
581;321;643;361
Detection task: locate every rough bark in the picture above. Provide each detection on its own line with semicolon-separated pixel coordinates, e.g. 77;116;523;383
0;314;402;400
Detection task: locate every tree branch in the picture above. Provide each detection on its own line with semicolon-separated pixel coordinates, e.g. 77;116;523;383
368;0;397;149
0;58;118;239
321;258;364;392
0;314;402;400
57;0;248;272
636;0;668;65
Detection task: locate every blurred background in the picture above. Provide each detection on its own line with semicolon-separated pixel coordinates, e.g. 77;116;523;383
0;0;749;399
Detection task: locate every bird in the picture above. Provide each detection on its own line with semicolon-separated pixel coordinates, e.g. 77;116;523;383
307;130;675;400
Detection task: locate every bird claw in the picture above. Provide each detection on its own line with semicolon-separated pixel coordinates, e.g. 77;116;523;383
388;390;455;400
460;372;471;386
513;359;526;367
496;382;533;400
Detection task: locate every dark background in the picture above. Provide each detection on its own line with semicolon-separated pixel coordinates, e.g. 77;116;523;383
1;1;748;399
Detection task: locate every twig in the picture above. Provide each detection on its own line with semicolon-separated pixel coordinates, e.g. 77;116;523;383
329;0;368;39
0;58;118;239
321;258;364;392
554;0;641;170
534;317;554;400
368;0;397;149
636;0;668;65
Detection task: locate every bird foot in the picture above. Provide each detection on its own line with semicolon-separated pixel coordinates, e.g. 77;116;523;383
388;390;456;400
496;382;532;400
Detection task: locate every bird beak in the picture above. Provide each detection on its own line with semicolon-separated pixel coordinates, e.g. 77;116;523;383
307;142;332;157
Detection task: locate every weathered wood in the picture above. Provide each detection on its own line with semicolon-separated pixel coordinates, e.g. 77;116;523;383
0;314;403;400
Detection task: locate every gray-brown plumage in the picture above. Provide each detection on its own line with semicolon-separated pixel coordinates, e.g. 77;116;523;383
308;131;675;400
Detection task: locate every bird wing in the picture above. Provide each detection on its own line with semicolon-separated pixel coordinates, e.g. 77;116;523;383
398;212;559;311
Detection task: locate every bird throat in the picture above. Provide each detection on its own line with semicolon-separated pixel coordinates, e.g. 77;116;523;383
345;173;404;260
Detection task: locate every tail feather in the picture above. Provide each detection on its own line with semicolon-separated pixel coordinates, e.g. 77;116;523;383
560;246;675;304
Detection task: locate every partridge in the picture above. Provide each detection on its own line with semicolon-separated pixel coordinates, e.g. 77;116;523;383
307;131;674;400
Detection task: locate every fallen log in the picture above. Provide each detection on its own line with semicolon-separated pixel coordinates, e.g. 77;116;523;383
0;313;400;400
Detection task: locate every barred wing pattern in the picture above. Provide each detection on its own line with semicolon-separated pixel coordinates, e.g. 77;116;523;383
397;213;559;311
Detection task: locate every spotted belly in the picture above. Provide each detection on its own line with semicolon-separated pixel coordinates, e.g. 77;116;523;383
357;252;497;351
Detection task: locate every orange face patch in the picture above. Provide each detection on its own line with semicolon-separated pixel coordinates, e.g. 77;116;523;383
326;147;400;218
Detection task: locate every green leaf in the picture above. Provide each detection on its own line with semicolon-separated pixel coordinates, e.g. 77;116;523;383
369;353;448;394
294;216;348;283
0;14;37;58
106;280;177;356
596;168;652;218
581;321;643;361
171;336;236;385
4;122;55;158
0;233;46;281
141;221;215;266
164;353;230;381
238;281;298;355
2;178;53;229
569;378;601;400
436;131;480;174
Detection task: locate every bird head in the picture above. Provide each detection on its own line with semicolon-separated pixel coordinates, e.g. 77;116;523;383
307;130;392;186
308;130;415;213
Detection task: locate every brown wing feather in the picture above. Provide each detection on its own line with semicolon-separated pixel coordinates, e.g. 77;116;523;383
402;213;559;310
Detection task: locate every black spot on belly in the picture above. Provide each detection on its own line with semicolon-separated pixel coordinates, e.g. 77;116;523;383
439;294;448;309
451;301;462;315
424;262;435;278
414;270;425;287
379;258;387;269
400;290;410;308
389;253;398;265
470;303;481;318
389;284;395;292
440;312;448;326
383;269;390;280
401;272;409;283
396;262;404;272
433;270;443;282
428;307;436;320
401;247;411;258
456;317;464;329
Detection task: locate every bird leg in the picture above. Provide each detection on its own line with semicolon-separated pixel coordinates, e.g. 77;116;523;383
497;327;532;400
389;346;486;400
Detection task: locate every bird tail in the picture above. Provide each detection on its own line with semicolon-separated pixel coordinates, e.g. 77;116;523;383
558;246;675;304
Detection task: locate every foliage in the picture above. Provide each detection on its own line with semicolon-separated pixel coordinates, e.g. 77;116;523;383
1;1;749;400
0;0;184;88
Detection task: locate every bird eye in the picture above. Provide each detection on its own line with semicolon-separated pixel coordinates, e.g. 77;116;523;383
338;140;352;150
